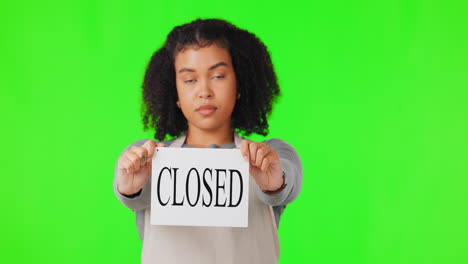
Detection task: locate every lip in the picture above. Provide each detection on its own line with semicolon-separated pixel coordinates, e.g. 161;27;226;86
196;104;217;116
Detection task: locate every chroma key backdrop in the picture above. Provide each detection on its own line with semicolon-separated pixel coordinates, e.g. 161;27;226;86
2;0;467;263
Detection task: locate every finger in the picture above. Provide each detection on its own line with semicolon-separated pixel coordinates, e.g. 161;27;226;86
120;155;134;175
255;145;271;168
141;157;151;170
117;156;128;173
126;150;142;172
132;146;149;163
240;140;250;162
260;155;271;172
141;159;152;171
130;146;148;167
248;142;261;166
156;142;166;148
142;140;156;162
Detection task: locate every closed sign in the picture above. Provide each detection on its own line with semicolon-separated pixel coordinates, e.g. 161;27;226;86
151;148;249;227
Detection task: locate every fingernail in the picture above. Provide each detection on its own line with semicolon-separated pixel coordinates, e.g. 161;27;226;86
243;155;248;162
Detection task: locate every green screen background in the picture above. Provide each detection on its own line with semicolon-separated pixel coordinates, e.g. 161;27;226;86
2;0;467;263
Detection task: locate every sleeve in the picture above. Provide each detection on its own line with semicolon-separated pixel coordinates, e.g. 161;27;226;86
112;139;153;212
255;138;303;206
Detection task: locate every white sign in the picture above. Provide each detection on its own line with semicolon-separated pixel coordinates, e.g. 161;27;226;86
151;148;249;227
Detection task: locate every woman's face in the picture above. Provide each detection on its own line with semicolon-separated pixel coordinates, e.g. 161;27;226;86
174;43;237;134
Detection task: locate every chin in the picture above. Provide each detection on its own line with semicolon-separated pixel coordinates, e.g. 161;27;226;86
191;120;227;132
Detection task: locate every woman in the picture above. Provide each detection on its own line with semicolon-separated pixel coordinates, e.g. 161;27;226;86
114;18;302;263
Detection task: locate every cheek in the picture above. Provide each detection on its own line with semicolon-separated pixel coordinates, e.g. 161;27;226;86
175;86;193;118
227;81;238;105
176;85;193;103
220;90;237;115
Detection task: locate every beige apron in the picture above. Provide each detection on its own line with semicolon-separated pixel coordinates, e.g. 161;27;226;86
141;132;279;263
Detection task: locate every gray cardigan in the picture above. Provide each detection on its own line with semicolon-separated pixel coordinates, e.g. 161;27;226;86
113;137;302;240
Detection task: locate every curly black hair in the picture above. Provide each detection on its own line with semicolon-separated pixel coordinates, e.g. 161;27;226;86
142;18;280;141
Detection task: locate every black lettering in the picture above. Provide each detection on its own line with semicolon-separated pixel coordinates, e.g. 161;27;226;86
157;167;171;206
186;168;201;207
228;169;243;207
202;168;213;207
214;169;227;207
171;168;184;206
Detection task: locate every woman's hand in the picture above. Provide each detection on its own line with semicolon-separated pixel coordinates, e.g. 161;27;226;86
240;140;284;192
117;140;165;196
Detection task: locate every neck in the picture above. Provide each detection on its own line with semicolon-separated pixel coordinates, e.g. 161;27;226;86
185;124;234;148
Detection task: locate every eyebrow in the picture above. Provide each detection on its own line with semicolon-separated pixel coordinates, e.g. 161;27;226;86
178;62;228;73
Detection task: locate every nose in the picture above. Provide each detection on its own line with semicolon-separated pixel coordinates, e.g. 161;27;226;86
198;79;213;99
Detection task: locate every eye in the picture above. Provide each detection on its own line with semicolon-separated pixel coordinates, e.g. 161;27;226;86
212;75;225;80
184;79;196;84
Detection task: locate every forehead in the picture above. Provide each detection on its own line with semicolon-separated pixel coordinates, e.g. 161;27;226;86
174;44;232;71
